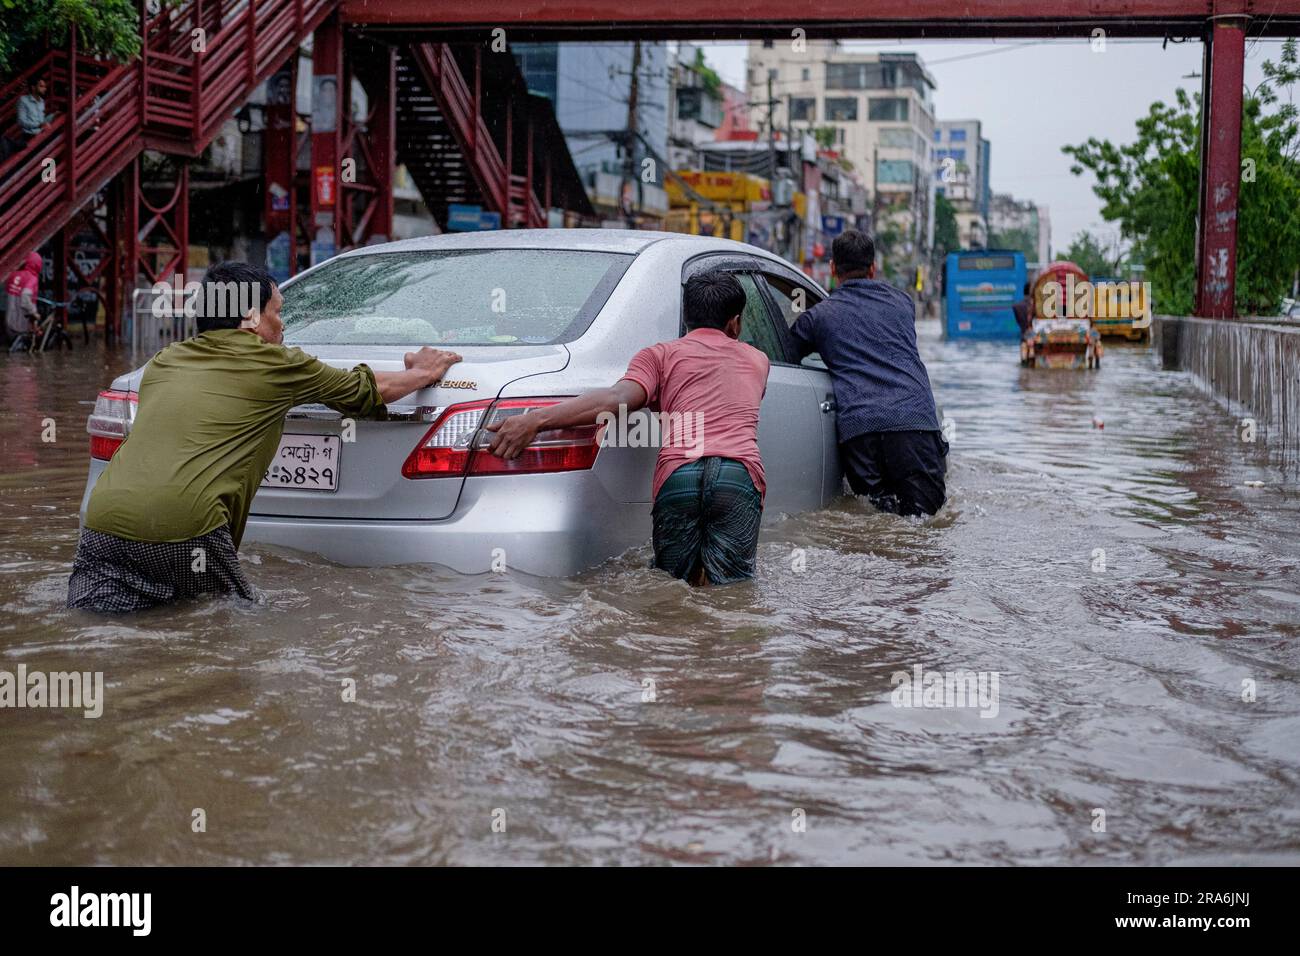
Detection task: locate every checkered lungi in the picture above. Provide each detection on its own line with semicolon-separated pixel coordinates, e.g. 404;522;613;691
651;456;763;585
67;525;258;613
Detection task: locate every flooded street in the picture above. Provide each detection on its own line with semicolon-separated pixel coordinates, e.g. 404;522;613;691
2;322;1298;866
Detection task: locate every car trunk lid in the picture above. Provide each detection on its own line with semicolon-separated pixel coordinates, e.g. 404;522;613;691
248;344;569;521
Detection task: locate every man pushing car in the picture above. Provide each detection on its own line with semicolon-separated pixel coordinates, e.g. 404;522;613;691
486;270;769;586
67;262;461;613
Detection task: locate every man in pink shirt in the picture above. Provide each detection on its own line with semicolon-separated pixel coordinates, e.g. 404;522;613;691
487;271;770;585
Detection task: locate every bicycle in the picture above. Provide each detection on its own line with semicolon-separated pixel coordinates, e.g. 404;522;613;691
8;296;75;353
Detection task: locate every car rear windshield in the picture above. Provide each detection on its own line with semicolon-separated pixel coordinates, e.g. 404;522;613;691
280;248;632;345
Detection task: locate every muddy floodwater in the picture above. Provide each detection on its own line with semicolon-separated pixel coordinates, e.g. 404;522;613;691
2;322;1298;865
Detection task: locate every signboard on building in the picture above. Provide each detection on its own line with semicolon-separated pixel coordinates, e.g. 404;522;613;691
821;214;847;237
314;166;335;208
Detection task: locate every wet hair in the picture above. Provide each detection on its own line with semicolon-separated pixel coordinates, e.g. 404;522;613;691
832;229;875;276
196;261;277;333
683;270;746;332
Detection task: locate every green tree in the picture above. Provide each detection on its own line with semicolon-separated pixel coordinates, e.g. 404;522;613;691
692;48;722;97
812;126;838;151
871;218;908;285
1064;230;1125;277
0;0;144;77
933;192;960;256
988;225;1037;262
1064;38;1300;315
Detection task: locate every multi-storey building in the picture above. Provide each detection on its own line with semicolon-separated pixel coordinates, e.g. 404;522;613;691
514;41;671;225
988;192;1051;268
668;43;752;170
745;40;937;252
934;118;991;249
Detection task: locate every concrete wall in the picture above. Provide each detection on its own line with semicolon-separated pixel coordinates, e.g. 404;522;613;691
1153;315;1300;467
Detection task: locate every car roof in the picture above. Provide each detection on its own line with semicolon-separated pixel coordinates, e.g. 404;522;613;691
334;229;784;261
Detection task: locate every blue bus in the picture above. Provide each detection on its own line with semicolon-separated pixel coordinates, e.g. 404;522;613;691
943;250;1027;338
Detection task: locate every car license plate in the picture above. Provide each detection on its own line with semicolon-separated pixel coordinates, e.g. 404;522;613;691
261;434;340;492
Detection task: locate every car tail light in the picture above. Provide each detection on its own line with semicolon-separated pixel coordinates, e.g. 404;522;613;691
467;399;602;475
87;389;137;461
401;398;601;479
400;400;492;478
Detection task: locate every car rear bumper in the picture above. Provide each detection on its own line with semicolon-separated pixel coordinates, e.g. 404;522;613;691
82;461;653;576
243;472;653;576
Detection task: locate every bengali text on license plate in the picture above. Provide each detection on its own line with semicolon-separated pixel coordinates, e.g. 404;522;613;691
261;434;340;491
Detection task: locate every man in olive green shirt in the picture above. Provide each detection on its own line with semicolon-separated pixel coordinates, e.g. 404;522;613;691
68;262;461;613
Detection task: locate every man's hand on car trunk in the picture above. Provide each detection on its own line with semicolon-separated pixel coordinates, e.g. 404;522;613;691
404;347;462;382
486;380;648;461
373;347;462;404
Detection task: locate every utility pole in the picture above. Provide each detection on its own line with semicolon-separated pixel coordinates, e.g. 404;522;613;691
766;73;777;183
621;40;642;230
787;95;795;173
787;94;799;263
872;144;881;236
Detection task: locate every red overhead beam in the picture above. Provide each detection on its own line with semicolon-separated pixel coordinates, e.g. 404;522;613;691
341;1;1300;38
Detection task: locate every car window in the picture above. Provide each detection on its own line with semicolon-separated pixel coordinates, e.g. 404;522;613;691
762;273;822;328
280;249;632;346
733;273;784;362
762;273;825;366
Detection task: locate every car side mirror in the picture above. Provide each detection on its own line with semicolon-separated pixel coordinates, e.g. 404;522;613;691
801;353;827;370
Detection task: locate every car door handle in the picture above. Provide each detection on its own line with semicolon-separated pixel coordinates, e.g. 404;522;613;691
820;398;837;413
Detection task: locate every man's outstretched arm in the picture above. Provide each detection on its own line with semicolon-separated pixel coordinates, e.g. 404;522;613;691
789;307;820;358
486;379;648;460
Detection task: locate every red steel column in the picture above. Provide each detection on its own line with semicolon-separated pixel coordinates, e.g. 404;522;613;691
525;110;535;226
121;163;139;344
371;46;397;243
1195;17;1247;318
473;47;481;154
310;14;342;263
503;88;513;226
53;226;68;323
105;178;121;345
66;26;78;199
264;61;297;238
175;161;189;284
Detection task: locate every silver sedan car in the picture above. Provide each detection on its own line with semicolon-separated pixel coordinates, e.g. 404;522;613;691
81;231;843;575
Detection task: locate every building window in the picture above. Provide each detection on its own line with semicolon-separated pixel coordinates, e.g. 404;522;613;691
825;62;858;90
825;97;858;121
801;67;811;81
876;159;915;184
868;98;909;122
762;39;774;49
949;128;967;142
933;129;941;143
878;127;912;148
790;97;816;122
677;88;723;127
768;68;778;82
948;148;967;161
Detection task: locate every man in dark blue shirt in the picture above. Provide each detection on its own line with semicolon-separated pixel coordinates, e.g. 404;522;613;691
791;229;948;516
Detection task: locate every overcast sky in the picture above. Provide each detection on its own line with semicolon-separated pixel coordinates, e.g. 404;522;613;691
697;38;1283;253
